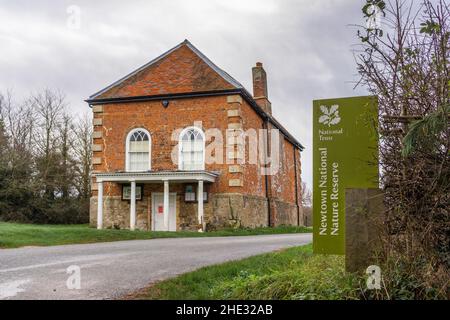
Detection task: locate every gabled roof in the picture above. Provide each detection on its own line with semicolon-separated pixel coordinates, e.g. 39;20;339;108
87;40;304;150
89;40;244;100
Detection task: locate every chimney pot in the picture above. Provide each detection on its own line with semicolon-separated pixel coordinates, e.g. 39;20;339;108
256;62;263;67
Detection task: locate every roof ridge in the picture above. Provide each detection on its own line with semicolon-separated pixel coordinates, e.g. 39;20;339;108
183;41;244;89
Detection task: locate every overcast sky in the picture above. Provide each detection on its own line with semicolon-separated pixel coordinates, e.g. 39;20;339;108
0;0;369;188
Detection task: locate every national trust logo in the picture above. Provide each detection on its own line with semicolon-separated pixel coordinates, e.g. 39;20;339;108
319;105;341;127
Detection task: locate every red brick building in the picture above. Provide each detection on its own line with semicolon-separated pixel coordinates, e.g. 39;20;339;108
87;40;304;231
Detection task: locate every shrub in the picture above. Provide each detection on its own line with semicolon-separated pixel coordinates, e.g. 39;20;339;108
360;255;450;300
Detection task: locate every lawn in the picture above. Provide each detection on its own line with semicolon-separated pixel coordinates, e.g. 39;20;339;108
129;244;360;300
0;222;311;249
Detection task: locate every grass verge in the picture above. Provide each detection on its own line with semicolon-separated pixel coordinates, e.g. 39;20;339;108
129;244;359;300
0;222;311;249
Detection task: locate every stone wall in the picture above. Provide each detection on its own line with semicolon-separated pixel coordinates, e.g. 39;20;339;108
90;191;299;231
269;197;301;226
206;193;269;230
90;196;149;230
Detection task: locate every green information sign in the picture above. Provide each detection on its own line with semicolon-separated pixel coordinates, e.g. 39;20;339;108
313;96;379;254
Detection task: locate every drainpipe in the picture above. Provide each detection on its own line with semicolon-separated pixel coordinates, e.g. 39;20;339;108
293;146;300;226
262;119;271;227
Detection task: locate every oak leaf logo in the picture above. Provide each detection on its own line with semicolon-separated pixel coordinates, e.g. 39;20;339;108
319;105;341;126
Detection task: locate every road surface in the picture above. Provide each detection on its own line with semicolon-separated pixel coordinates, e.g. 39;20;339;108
0;233;312;300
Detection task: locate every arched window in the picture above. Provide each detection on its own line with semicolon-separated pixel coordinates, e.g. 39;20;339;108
179;127;205;170
126;128;151;171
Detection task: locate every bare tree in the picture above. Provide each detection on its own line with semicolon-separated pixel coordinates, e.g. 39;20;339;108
300;182;312;226
0;89;90;223
0;90;36;221
73;112;92;201
29;89;66;199
300;182;312;207
355;0;449;298
1;90;35;156
57;112;77;199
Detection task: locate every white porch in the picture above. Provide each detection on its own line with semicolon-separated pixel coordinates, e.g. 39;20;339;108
94;170;219;232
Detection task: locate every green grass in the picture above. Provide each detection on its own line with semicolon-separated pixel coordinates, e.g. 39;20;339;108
0;222;311;249
130;244;359;300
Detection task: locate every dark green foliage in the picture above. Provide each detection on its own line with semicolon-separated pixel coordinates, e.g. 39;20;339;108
420;20;442;35
402;105;449;157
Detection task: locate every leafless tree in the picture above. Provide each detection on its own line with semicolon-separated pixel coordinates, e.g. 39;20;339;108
1;90;35;157
0;91;36;221
0;89;90;223
355;0;449;298
57;112;77;199
29;89;66;199
73;112;92;201
301;182;312;207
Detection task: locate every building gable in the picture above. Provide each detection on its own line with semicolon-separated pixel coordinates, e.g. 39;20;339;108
90;40;243;100
88;40;304;151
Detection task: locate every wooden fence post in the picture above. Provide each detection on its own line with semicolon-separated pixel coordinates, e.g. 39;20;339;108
345;188;384;273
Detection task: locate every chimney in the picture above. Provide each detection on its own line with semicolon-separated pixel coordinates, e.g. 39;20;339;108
252;62;272;115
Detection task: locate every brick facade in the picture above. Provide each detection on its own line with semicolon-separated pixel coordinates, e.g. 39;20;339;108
88;40;304;231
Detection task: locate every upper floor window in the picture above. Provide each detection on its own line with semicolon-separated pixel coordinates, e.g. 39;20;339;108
126;128;151;171
179;127;205;170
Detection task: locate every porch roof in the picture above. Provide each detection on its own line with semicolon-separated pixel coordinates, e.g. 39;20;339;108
94;170;219;183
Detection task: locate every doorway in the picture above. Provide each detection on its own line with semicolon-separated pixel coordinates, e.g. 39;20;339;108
152;193;177;231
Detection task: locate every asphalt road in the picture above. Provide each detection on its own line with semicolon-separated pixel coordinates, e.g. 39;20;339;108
0;233;312;300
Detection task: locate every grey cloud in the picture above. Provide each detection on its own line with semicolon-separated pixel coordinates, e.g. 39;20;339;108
0;0;370;188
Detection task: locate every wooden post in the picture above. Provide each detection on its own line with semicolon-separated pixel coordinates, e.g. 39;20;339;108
345;188;384;273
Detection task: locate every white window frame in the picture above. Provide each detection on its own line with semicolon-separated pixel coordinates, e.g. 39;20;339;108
125;128;151;172
178;126;206;171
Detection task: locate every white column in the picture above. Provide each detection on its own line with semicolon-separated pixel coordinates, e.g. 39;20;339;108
97;181;103;230
197;180;204;231
163;180;169;230
130;180;136;231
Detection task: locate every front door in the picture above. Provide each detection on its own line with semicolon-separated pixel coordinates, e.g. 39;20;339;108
152;193;177;231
